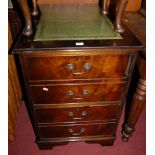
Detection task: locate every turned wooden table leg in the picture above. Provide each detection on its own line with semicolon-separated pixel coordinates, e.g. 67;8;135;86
17;0;33;36
102;0;110;15
122;55;146;142
114;0;129;33
31;0;39;16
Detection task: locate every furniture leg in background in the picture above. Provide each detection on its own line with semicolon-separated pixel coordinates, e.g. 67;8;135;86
16;0;33;36
101;0;130;32
31;0;39;16
16;0;130;36
102;0;110;15
114;0;129;32
122;53;146;142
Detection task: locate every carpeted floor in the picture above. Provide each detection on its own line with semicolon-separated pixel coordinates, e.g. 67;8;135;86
8;103;146;155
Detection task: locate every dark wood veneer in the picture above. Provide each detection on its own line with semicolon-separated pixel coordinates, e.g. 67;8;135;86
16;46;141;149
34;104;120;123
37;135;115;149
13;4;144;149
24;55;130;81
38;122;116;138
29;83;125;104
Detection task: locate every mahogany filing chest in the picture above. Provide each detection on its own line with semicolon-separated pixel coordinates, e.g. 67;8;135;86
13;4;144;149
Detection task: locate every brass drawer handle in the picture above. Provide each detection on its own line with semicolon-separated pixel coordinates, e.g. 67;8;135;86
72;111;88;119
72;97;84;100
67;90;83;100
83;63;91;70
82;90;89;96
66;64;74;70
67;90;74;97
81;111;87;116
66;64;84;74
67;110;88;119
67;111;74;117
72;72;85;75
68;128;86;136
67;90;89;99
66;63;91;75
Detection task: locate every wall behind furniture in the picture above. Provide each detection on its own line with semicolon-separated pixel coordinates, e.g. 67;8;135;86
125;0;142;11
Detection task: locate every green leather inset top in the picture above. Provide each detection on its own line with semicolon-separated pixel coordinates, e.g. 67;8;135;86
34;5;122;41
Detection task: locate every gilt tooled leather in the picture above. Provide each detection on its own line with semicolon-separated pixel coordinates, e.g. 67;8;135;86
34;5;122;41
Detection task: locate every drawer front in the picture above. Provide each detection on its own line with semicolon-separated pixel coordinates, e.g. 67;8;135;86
24;55;130;81
38;122;116;138
30;83;124;104
35;105;120;123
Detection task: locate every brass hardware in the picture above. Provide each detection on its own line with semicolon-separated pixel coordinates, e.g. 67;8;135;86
71;111;87;120
67;64;74;70
68;128;86;136
68;128;74;133
82;90;89;96
72;97;83;100
67;63;91;74
67;90;88;100
72;117;83;120
67;90;74;96
83;63;91;70
72;72;85;75
80;128;86;133
72;133;82;136
67;90;83;100
67;111;74;117
81;111;87;116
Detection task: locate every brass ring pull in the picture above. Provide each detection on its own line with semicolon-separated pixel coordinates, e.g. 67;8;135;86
66;63;91;75
66;64;85;75
72;97;84;100
67;110;88;119
67;111;74;117
72;110;88;120
67;90;83;100
66;64;74;70
67;90;74;97
72;72;86;75
83;63;91;70
72;117;83;120
81;111;87;116
68;128;86;136
67;90;89;100
82;90;89;96
67;90;84;100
